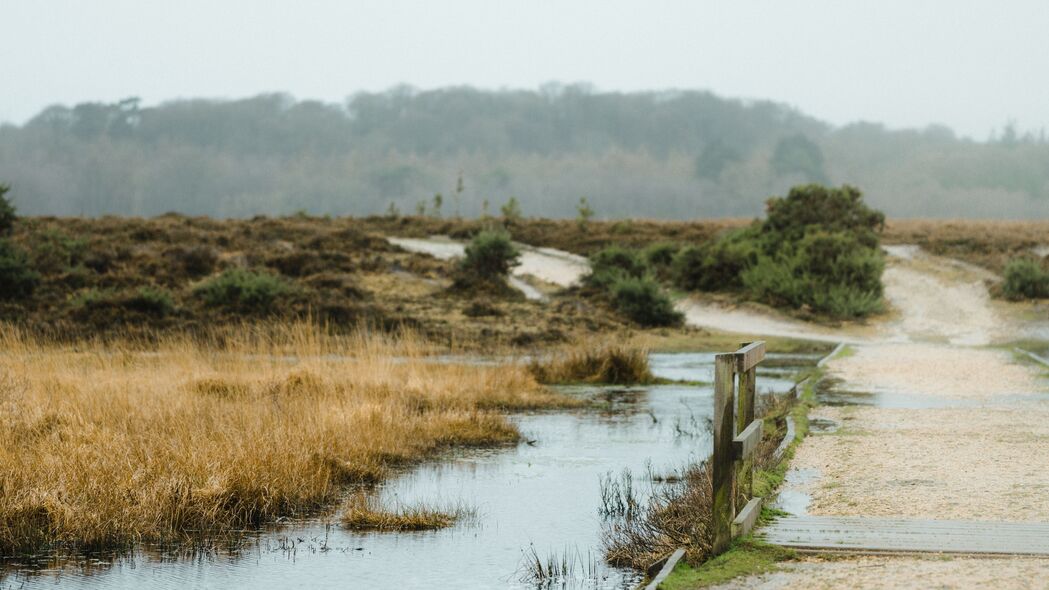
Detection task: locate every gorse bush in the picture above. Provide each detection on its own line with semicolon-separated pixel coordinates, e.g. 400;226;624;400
0;239;39;299
673;184;886;319
194;268;292;310
1002;258;1049;300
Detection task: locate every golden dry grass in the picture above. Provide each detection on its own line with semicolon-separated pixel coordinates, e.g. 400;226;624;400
527;341;654;385
0;323;573;554
340;493;469;532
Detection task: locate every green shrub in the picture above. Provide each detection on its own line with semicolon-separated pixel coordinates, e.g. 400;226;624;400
29;230;88;275
194;268;292;310
762;184;884;247
672;229;761;291
609;275;683;327
459;230;520;280
642;242;680;268
1002;258;1049;300
73;286;176;316
0;184;15;236
0;240;39;299
124;286;176;315
586;245;647;289
673;184;886;319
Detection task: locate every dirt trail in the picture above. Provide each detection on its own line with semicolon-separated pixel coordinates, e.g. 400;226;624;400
387;236;588;301
715;247;1049;589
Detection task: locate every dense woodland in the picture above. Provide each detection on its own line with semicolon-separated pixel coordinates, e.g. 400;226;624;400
1;85;1047;219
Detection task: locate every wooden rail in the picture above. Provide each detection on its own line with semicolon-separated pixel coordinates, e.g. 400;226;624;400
712;341;766;553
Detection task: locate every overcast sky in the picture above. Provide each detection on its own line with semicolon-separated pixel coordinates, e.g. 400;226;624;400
3;0;1047;139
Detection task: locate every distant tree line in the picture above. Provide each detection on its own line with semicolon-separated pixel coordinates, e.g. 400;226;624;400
0;85;1046;219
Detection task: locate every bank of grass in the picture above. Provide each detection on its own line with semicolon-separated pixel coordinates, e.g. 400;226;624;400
528;341;654;384
0;322;575;555
340;494;472;532
658;539;795;590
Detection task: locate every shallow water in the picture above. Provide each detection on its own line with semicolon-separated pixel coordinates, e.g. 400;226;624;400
4;354;803;590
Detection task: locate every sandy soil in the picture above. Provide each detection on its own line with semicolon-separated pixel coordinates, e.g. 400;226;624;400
711;556;1049;590
737;246;1049;587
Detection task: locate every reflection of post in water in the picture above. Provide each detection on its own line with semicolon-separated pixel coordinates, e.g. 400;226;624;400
711;341;765;554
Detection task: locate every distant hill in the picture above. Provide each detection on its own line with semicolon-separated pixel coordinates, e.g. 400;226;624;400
1;86;1046;219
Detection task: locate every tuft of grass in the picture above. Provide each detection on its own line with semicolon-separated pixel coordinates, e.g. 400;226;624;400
0;323;571;555
528;342;654;385
340;494;470;532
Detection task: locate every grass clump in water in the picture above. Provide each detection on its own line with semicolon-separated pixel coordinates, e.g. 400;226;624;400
340;494;471;532
528;342;654;384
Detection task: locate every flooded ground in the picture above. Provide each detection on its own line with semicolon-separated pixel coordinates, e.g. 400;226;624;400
2;354;808;590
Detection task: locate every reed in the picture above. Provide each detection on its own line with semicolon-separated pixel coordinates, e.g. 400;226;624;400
527;341;653;385
0;322;571;554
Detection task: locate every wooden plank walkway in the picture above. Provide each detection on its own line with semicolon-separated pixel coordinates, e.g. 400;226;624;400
760;516;1049;556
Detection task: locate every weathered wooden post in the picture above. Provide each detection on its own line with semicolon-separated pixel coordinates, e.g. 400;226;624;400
711;341;765;554
711;353;737;554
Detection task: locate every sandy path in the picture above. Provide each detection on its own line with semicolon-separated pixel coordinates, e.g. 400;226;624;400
721;247;1049;588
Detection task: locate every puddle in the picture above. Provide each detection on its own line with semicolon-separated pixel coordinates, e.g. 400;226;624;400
808;418;839;434
6;354;807;589
771;468;819;516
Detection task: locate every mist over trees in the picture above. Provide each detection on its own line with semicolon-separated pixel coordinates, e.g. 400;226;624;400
0;85;1046;219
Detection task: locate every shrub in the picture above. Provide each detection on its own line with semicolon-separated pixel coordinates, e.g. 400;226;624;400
642;242;679;268
29;230;87;275
674;184;886;319
0;184;15;236
123;286;176;316
609;275;683;327
586;245;647;289
194;268;292;310
165;245;217;277
459;230;520;279
762;184;884;247
672;229;761;292
1002;258;1049;300
0;240;39;299
72;286;176;317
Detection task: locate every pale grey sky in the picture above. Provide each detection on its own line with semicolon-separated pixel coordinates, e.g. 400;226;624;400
3;0;1047;139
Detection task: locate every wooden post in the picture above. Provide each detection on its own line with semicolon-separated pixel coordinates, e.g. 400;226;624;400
712;353;737;554
737;347;757;498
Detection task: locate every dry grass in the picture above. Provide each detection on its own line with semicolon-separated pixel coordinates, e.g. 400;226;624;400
0;322;573;554
884;219;1049;273
340;493;470;532
527;341;654;384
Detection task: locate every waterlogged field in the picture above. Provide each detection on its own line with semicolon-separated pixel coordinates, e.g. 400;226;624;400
0;331;813;589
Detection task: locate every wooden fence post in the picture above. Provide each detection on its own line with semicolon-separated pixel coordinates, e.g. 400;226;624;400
737;344;757;498
712;353;737;554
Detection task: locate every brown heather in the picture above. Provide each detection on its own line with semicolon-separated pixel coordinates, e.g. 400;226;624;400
0;323;575;554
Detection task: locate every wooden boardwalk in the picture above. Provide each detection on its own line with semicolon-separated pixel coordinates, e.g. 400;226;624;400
760;515;1049;556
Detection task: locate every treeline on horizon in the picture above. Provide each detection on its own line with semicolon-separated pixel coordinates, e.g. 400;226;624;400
1;84;1047;220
